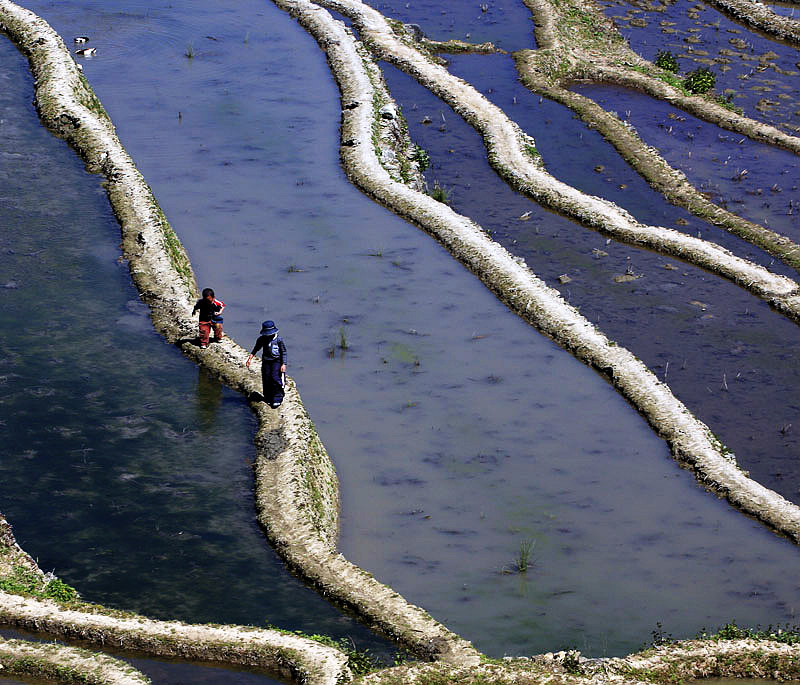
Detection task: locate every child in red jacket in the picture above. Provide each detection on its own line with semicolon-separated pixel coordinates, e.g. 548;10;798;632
192;287;225;348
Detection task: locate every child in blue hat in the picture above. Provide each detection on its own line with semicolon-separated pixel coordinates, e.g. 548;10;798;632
246;320;287;408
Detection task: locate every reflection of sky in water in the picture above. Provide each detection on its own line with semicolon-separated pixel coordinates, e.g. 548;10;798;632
7;0;800;660
445;52;800;261
362;0;537;51
573;84;800;241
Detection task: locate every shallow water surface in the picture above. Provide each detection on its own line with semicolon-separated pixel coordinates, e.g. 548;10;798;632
0;33;389;663
598;0;800;132
7;0;800;661
572;83;800;241
362;0;536;51
385;55;800;503
0;628;284;685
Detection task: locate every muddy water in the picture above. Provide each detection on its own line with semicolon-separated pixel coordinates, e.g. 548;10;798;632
0;32;389;666
8;0;800;660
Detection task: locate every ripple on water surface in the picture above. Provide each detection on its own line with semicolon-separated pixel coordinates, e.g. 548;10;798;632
10;0;800;660
0;34;390;665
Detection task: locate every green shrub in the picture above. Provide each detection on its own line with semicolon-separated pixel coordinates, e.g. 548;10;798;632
0;567;79;604
654;50;679;73
410;145;430;171
683;66;715;94
429;180;451;204
301;633;383;675
700;621;800;645
43;577;79;603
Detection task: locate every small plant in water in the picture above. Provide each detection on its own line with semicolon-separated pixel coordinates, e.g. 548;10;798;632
516;539;535;573
654;49;679;73
184;42;194;59
650;621;675;647
683;66;716;94
338;326;348;351
429;180;451;204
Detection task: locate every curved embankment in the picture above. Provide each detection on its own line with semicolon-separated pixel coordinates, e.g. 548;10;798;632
275;0;800;543
513;0;800;277
704;0;800;44
354;638;800;683
0;0;479;671
295;0;800;331
0;515;349;685
521;0;800;154
3;0;800;681
0;637;151;685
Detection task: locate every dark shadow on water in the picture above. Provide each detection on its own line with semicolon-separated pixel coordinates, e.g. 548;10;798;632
196;367;223;432
0;32;393;663
0;628;285;685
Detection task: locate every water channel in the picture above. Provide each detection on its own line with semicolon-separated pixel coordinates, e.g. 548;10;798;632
2;0;799;669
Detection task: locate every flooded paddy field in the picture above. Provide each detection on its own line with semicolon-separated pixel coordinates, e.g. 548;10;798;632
385;54;800;504
0;628;285;685
0;31;390;670
598;0;800;132
3;0;800;665
572;82;800;241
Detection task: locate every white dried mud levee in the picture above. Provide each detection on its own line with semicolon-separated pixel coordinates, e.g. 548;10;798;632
354;637;800;684
271;0;800;544
0;636;152;685
311;0;800;331
597;638;800;682
0;590;353;685
513;0;800;277
0;522;349;685
0;0;482;669
703;0;800;44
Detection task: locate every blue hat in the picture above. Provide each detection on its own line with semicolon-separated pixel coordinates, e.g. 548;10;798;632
260;320;278;336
